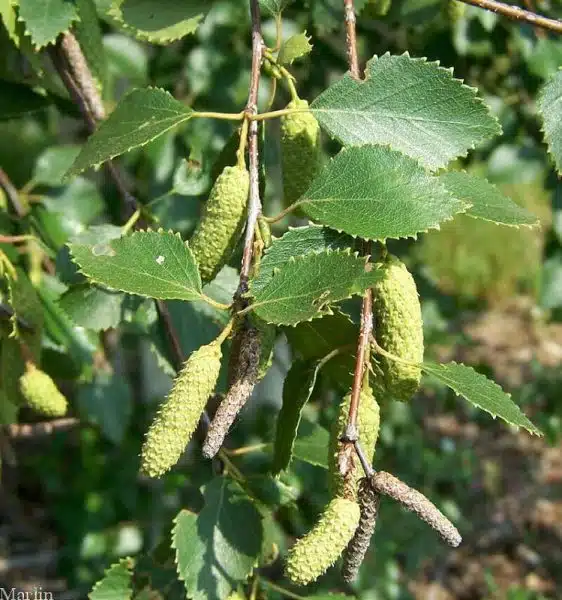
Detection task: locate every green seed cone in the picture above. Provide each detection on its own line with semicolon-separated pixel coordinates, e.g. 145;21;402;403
444;0;466;22
328;384;380;499
280;99;321;206
140;341;222;478
286;497;360;586
190;165;250;284
19;362;68;417
372;256;423;402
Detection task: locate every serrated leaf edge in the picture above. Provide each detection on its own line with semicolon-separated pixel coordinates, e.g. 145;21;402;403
537;69;562;176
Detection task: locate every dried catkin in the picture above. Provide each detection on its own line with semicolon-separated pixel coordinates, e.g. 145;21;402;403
328;384;380;499
19;362;68;417
286;497;360;586
342;478;381;582
371;471;462;547
140;341;222;478
280;99;321;206
372;255;423;402
202;327;261;458
189;165;250;284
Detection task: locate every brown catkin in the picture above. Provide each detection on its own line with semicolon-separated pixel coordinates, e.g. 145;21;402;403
202;327;261;458
140;341;222;478
342;478;381;582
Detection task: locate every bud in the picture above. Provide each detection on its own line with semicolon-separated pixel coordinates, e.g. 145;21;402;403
140;341;222;478
19;362;68;417
328;384;380;499
190;165;250;283
342;478;381;582
202;327;260;458
286;497;360;586
372;256;423;402
280;99;321;206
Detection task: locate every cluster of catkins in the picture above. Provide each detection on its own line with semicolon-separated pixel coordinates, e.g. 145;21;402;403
138;100;424;585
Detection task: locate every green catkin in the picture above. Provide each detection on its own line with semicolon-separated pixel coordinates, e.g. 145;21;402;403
372;256;423;402
280;99;321;206
443;0;466;22
19;362;68;417
286;497;361;586
140;341;222;478
342;478;381;582
189;165;250;284
328;384;380;499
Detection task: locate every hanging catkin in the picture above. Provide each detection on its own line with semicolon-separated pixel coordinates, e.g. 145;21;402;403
19;362;68;417
342;477;381;582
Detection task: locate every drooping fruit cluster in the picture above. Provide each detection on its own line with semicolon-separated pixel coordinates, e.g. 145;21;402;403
189;164;250;283
280;99;321;206
19;362;68;417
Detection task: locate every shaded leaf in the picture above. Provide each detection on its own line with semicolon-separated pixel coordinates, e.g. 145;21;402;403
70;230;203;301
250;249;383;326
252;226;354;294
292;420;329;469
539;69;562;175
33;145;81;186
299;145;468;241
89;558;134;600
66;88;193;177
0;81;50;120
107;0;205;45
173;478;263;600
422;362;542;436
18;0;79;48
441;171;539;227
259;0;295;16
59;284;125;331
272;360;322;475
311;53;500;170
75;0;107;85
278;32;312;65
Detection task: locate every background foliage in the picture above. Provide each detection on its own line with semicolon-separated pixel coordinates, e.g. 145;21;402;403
1;1;562;599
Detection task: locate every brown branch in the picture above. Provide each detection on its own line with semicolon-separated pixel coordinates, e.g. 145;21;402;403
6;418;78;439
458;0;562;34
344;0;360;78
0;167;25;218
237;0;264;297
370;471;462;547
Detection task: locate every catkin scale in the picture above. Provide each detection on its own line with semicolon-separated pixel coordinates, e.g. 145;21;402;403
202;327;261;458
140;341;222;478
342;478;381;582
286;497;360;586
19;362;68;417
189;165;250;284
372;256;423;402
280;99;321;206
329;385;380;499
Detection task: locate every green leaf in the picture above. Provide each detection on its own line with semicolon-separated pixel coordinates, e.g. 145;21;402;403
311;53;500;170
66;88;193;177
18;0;79;48
440;171;539;227
278;32;313;65
259;0;295;16
272;360;322;475
292;420;329;469
539;69;562;175
77;372;132;444
89;557;134;600
0;81;50;120
59;284;125;331
252;226;354;294
33;145;82;186
173;478;263;600
107;0;205;45
69;230;203;301
422;362;542;436
75;0;107;85
298;146;468;241
250;249;383;326
0;0;18;45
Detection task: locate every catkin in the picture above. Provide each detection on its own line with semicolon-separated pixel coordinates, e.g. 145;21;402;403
140;341;222;478
372;256;423;402
280;99;321;206
286;497;360;586
444;0;466;22
189;165;250;284
328;384;380;499
202;327;261;458
342;478;381;582
19;362;68;417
